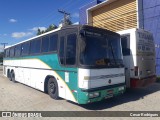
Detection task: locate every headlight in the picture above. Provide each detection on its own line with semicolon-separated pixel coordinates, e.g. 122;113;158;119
89;92;100;98
89;93;94;98
118;87;124;91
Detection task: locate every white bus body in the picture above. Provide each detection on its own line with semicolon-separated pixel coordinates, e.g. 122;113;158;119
118;28;156;88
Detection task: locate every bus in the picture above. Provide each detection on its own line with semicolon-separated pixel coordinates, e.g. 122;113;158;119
3;25;125;104
118;28;156;88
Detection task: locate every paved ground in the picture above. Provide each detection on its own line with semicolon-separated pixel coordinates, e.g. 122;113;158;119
0;69;160;120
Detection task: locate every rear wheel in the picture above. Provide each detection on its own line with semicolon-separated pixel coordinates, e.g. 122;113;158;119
8;70;12;81
11;71;16;83
48;78;59;100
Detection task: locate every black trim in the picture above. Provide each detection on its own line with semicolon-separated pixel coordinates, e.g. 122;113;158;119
81;83;125;92
80;25;120;38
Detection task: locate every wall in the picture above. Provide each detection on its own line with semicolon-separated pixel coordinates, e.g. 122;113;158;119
91;0;137;32
143;0;160;76
79;0;102;25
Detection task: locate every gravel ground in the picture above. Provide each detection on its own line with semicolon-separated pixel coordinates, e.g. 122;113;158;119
0;66;2;71
0;69;160;120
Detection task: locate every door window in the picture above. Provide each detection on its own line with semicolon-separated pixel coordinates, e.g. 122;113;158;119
121;35;130;56
66;34;77;65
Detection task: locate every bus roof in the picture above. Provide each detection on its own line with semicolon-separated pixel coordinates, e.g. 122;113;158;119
5;25;81;49
5;24;120;49
5;27;61;49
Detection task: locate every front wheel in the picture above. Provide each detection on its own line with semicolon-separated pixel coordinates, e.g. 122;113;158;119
48;78;59;100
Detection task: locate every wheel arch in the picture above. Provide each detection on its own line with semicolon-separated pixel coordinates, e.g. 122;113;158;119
7;69;10;78
11;69;14;73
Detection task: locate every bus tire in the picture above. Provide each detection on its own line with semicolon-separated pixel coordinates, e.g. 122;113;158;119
8;70;12;81
11;71;16;83
48;77;59;100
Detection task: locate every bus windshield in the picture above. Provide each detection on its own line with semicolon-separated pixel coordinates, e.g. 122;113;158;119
80;30;123;68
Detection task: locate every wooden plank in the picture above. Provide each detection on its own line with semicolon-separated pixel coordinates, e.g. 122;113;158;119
92;0;137;31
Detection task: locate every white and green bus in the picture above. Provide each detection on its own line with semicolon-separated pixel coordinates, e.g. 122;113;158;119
3;25;125;104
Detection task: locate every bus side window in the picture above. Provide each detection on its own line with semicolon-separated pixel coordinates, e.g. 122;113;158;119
41;36;49;53
59;37;65;65
22;42;30;56
49;34;58;52
15;44;21;57
6;49;10;57
121;36;130;56
4;50;6;58
66;33;77;65
10;47;15;57
30;39;41;54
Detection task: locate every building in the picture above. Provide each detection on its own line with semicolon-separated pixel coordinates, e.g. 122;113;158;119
143;0;160;76
79;0;102;25
79;0;160;76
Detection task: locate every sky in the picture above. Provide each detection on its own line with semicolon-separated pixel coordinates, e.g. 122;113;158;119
0;0;94;51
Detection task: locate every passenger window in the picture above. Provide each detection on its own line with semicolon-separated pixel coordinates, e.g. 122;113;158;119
6;49;10;57
10;47;15;57
49;34;58;52
41;36;49;53
22;42;30;55
121;36;130;56
59;37;65;65
15;44;21;57
30;39;41;54
66;34;77;65
4;49;8;57
4;50;6;58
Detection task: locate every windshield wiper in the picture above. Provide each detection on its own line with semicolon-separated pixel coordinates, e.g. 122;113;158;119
110;43;117;65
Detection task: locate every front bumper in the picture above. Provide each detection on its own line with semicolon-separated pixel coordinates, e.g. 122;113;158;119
77;84;126;104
